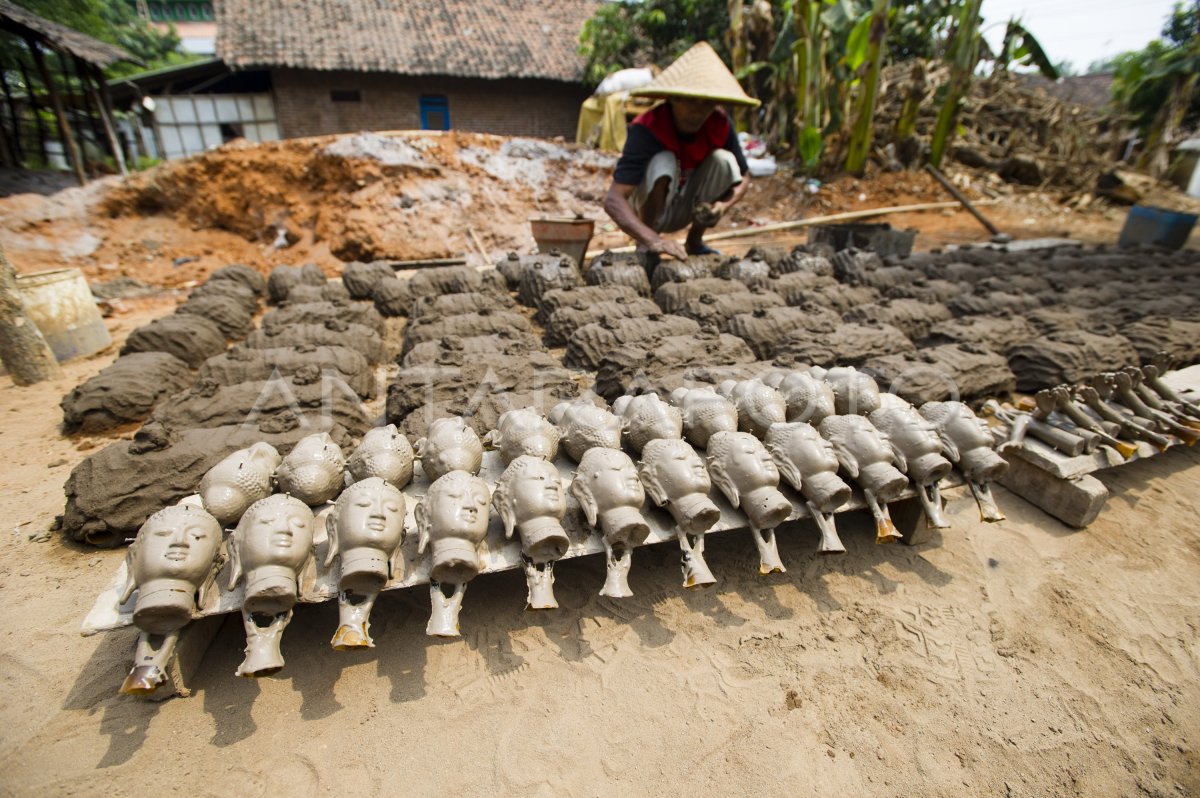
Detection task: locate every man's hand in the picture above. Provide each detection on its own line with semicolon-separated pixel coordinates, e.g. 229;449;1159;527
648;236;688;261
692;202;724;228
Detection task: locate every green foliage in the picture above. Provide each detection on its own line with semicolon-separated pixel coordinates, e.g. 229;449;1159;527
1109;1;1200;135
578;0;731;85
11;0;189;75
995;19;1059;79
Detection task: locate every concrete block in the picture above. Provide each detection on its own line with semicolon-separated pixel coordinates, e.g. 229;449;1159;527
997;454;1109;529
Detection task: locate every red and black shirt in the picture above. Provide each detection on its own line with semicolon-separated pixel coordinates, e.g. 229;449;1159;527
613;104;749;187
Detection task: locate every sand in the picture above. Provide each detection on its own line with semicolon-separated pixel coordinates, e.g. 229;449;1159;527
0;298;1196;796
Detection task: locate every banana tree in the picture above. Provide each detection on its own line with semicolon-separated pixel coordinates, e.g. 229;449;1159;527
793;0;829;168
844;0;890;174
928;0;983;167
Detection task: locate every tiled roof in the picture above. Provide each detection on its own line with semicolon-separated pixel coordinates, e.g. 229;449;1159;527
1017;73;1114;110
216;0;600;82
0;0;136;68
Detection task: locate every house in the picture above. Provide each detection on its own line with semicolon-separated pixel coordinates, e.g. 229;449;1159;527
216;0;600;140
136;0;217;55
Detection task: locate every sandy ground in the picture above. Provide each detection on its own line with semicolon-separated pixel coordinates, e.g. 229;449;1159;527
0;293;1197;797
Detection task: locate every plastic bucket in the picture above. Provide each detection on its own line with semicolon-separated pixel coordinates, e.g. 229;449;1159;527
530;217;595;266
16;268;111;362
1118;205;1198;250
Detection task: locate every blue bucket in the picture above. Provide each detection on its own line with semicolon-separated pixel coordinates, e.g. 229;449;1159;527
1118;204;1198;250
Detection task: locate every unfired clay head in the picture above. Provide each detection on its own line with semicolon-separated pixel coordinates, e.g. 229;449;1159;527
227;494;315;615
717;379;787;438
121;503;222;635
815;366;881;416
493;455;569;563
569;447;649;547
705;431;792;530
638;438;720;535
611;393;683;453
326;477;407;593
549;399;623;462
669;387;739;448
919;401;1008;483
487;408;561;464
417;417;484;482
870;397;952;485
274;433;346;505
817;415;908;501
763;422;851;511
765;371;837;425
199;442;281;526
415;470;491;584
346;425;415;490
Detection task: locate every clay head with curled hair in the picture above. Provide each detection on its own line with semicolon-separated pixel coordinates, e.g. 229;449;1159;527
227;493;315;616
705;431;792;532
492;455;568;562
637;438;720;535
415;470;491;584
325;477;406;589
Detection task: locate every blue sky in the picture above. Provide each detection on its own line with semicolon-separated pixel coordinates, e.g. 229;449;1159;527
980;0;1182;72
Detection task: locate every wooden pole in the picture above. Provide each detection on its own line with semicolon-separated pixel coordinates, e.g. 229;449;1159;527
17;58;48;166
924;163;1001;236
0;66;22;164
27;38;86;185
0;245;62;385
86;62;127;176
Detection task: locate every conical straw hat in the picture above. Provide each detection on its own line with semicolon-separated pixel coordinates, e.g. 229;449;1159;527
631;41;760;107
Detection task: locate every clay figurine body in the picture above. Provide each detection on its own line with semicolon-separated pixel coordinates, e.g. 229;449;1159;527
226;494;315;676
346;425;415;490
415;471;492;636
717;379;787;438
638;438;721;587
549;399;623;462
118;503;222;694
485;408;561;464
920;401;1009;522
198;442;281;526
762;370;837;425
612;392;683;453
818;415;909;543
493;456;570;608
416;417;484;482
763;422;852;554
870;395;953;528
706;431;793;573
569;447;651;597
668;387;739;448
812;366;881;415
273;432;346;505
325;478;407;648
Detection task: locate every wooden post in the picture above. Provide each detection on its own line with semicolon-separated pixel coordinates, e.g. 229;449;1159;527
0;245;62;385
68;54;106;164
17;58;48;166
0;66;23;164
84;61;127;176
27;38;86;185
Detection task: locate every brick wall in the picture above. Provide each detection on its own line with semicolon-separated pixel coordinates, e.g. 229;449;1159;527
272;69;589;139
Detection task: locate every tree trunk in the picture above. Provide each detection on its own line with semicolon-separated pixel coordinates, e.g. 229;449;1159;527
0;246;62;385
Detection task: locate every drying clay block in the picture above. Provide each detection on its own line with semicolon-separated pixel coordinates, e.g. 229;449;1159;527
549;399;623;462
176;294;255;339
638;439;721;588
416;417;483;482
341;261;396;299
61;352;193;433
493;456;570;609
273;432;346;505
197;345;376;400
244;321;385;364
819;415;909;544
669;387;739;449
346;425;415;490
485;409;561;464
267;264;326;304
326;478;407;649
208;264;266;297
415;471;491;636
569;447;650;598
117;503;222;695
717;379;787;439
611;392;683;453
121;314;227;368
226;494;315;676
198;442;282;526
705;431;792;573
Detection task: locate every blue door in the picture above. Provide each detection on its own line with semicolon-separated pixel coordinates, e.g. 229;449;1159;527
419;95;450;130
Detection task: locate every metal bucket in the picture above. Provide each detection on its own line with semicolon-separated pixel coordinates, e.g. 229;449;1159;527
16;267;111;362
530;217;595;266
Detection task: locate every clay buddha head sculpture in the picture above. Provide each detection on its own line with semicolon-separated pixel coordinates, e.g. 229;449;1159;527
118;502;222;694
762;370;837;425
818;415;908;544
416;417;484;482
812;366;881;416
638;438;721;587
706;430;793;573
920;400;1008;522
198;442;281;526
549;399;623;462
569;447;650;598
415;470;492;636
493;455;570;609
717;379;787;439
485;408;561;464
668;386;739;448
325;477;407;648
870;396;953;528
611;393;683;453
346;425;415;490
226;494;315;676
273;432;346;506
763;422;852;554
